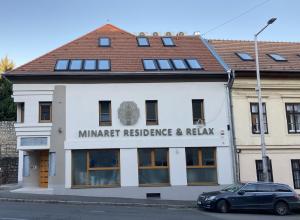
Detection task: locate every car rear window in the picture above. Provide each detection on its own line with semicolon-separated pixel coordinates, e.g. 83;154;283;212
273;185;292;192
256;184;274;192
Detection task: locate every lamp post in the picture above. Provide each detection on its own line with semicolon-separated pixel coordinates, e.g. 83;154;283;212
254;18;277;182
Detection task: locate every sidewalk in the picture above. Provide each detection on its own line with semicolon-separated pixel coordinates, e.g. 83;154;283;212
0;186;196;208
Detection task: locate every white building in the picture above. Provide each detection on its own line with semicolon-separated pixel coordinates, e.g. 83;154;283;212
5;24;234;200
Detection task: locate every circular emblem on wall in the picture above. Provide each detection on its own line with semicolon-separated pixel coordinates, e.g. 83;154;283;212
118;101;140;126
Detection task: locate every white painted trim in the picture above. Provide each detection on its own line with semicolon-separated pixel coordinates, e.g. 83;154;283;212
65;150;72;188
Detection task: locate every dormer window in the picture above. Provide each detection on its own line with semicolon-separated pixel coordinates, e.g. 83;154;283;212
267;53;287;62
55;60;69;70
161;37;175;46
99;37;111;47
236;52;254;61
137;37;150;47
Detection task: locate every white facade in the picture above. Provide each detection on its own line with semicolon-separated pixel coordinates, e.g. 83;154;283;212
13;81;234;199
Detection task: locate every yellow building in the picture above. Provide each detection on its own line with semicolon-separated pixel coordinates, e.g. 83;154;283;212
209;40;300;193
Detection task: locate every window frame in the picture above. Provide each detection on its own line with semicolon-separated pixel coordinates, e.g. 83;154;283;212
39;102;52;123
145;100;159;125
255;159;274;182
138;148;170;186
171;59;189;70
267;53;287;62
99;101;112;126
192;99;205;125
161;37;175;47
69;59;83;71
185;147;217;185
185;58;203;70
98;37;111;47
137;37;150;47
17;102;25;123
235;52;254;61
285;103;300;134
156;59;173;70
250;103;268;134
142;59;158;71
291;159;300;189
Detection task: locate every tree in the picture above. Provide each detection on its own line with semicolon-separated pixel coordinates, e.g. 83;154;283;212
0;56;16;121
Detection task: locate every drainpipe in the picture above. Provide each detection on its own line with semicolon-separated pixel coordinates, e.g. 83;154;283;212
200;37;239;183
226;69;240;183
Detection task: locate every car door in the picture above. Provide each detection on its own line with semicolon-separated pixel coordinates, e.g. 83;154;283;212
252;184;276;209
229;184;257;209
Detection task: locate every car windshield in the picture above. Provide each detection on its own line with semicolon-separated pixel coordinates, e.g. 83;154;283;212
221;184;245;192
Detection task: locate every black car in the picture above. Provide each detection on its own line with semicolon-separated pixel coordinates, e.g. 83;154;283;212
197;182;300;215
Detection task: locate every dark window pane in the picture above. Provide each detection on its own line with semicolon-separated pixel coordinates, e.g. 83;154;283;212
202;148;215;166
243;184;257;192
55;60;69;70
39;102;51;122
138;149;152;167
98;60;110;70
292;160;300;189
172;59;188;70
143;60;157;70
186;59;202;69
251;103;268;134
137;37;149;46
256;184;274;192
99;101;111;125
89;150;119;168
89;170;119;186
162;37;174;46
146;100;158;124
139;169;169;185
186;148;199;166
255;160;273;182
268;53;287;61
69;60;82;70
192;100;204;124
99;37;110;46
154;148;168;166
186;168;217;184
72;150;87;186
273;185;292;192
157;59;172;70
84;60;96;70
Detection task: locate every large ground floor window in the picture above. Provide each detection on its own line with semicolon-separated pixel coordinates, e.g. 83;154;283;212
72;149;120;187
185;147;217;185
138;148;169;186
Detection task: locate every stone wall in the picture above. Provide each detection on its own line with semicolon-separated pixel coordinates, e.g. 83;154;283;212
0;121;17;157
0;121;18;184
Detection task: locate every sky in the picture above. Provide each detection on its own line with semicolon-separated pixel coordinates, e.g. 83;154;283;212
0;0;299;67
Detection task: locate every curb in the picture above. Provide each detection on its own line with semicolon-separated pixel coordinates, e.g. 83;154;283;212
0;197;197;209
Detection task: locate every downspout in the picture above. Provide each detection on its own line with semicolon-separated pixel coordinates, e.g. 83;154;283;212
226;69;240;183
200;37;239;183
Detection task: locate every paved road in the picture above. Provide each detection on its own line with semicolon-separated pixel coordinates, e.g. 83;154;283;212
0;201;299;220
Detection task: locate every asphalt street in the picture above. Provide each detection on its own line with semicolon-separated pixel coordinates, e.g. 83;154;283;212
0;201;299;220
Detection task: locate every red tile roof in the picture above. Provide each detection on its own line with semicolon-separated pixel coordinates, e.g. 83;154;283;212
208;39;300;72
8;24;224;74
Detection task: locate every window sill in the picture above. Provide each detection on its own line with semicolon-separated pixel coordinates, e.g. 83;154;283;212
187;182;218;186
71;184;120;189
139;183;170;187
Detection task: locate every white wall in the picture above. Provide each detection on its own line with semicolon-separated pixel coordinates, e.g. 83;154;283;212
65;82;229;149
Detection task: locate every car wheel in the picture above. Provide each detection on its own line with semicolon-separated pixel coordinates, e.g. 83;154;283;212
216;200;229;213
274;201;289;216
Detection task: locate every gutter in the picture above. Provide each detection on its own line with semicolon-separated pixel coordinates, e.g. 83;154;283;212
201;37;239;183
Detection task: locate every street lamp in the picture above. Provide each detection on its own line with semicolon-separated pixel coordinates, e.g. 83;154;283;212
254;17;277;182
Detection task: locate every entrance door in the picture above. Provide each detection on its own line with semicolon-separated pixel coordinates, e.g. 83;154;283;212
39;150;49;188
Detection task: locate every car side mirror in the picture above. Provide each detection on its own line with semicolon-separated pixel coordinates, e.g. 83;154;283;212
238;190;245;195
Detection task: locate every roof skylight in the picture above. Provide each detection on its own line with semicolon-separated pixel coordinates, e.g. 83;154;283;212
267;53;287;62
236;52;254;61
